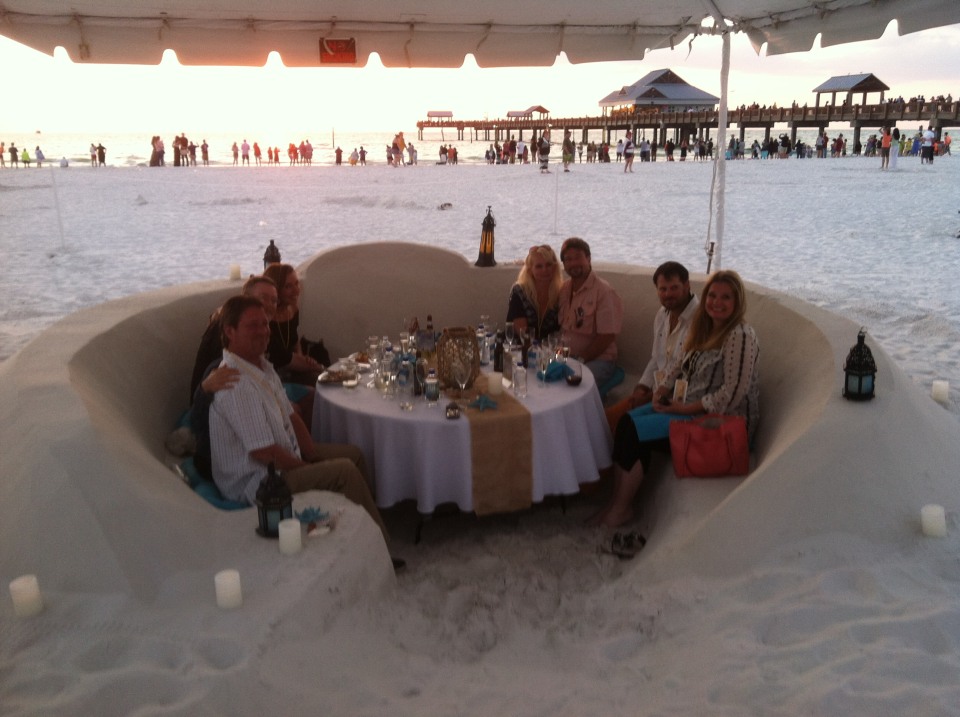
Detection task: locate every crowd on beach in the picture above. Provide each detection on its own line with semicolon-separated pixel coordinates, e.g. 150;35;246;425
178;237;759;561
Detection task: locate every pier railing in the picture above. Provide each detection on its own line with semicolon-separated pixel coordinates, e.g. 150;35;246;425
416;101;960;142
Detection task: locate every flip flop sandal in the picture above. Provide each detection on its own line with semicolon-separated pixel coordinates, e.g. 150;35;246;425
600;531;647;560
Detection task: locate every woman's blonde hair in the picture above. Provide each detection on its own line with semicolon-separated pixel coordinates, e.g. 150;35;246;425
684;270;748;352
516;245;562;316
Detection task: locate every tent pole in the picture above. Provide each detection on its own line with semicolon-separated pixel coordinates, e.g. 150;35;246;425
705;24;730;273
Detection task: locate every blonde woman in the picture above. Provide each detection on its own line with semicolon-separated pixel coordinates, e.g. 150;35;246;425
506;244;562;341
591;270;760;528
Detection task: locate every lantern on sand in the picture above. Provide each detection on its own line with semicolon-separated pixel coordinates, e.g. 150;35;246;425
255;463;293;537
475;206;496;267
842;328;877;401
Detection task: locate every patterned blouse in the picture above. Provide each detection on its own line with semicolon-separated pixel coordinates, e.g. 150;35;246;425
506;283;560;342
667;322;760;441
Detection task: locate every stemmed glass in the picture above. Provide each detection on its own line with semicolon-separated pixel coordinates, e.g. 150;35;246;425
451;360;469;407
504;321;515;347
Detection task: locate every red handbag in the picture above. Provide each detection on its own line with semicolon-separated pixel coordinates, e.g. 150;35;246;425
669;414;750;478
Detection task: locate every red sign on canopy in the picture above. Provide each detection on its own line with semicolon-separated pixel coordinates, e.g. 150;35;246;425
320;38;357;64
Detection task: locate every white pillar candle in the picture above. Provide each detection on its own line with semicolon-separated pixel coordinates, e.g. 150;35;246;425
921;504;947;537
487;375;503;396
931;380;950;404
228;264;242;281
214;569;243;609
9;574;44;617
278;518;303;555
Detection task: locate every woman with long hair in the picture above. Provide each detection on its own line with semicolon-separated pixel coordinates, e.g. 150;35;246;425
591;270;760;528
262;263;324;384
506;244;562;341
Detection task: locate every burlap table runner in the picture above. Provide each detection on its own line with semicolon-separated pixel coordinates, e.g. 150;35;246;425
459;374;533;515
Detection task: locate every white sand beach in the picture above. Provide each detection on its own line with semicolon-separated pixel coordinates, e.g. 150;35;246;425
2;153;959;715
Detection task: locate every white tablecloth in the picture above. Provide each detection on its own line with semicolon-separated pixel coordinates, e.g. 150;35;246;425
312;364;613;513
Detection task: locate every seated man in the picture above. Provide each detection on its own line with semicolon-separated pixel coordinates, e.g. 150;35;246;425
557;237;623;390
209;295;395;552
605;261;699;431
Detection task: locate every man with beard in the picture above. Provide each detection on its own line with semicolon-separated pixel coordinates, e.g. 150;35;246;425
604;261;698;430
557;237;623;391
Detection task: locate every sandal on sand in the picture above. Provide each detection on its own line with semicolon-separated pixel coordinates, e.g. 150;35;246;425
601;531;647;560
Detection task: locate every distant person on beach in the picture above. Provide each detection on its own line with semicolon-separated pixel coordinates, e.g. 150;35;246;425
921;126;936;164
349;148;359;166
505;244;562;343
880;127;892;170
0;141;5;168
592;270;759;528
538;129;551;174
201;140;209;166
188;141;197;166
90;143;97;166
623;132;635;173
59;157;68;168
34;146;44;167
335;147;343;165
9;143;17;167
562;130;575;172
359;146;366;165
231;142;239;165
207;295;392;548
615;139;624;162
96;144;106;166
604;261;698;432
253;142;262;166
889;128;900;170
241;140;250;165
20;147;31;167
558;237;623;390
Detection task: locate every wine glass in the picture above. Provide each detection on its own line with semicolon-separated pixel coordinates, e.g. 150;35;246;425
451;360;469;407
565;360;583;387
505;321;515;347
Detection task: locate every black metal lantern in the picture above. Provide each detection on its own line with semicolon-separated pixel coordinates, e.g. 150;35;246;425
475;206;497;267
842;328;877;401
255;462;293;537
263;240;281;269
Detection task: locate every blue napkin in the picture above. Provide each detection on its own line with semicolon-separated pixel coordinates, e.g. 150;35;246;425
295;506;329;524
537;361;575;383
468;395;498;411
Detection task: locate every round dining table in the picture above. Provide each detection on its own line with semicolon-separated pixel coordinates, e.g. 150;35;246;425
312;363;613;515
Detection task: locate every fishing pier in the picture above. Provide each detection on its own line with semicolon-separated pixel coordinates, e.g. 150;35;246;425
417;100;960;149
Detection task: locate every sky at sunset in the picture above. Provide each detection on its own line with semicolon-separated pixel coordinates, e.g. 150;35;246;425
1;21;958;135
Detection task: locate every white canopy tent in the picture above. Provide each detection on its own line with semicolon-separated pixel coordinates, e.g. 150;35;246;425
3;0;958;268
1;1;957;67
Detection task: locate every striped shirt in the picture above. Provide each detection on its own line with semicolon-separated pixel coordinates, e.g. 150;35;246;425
209;350;299;504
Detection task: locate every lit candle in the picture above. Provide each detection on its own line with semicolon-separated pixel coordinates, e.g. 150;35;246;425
214;569;243;609
228;264;242;281
9;574;44;617
278;518;303;555
920;504;947;537
487;375;503;396
931;380;950;404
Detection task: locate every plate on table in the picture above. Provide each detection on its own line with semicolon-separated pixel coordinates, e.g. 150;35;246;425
318;370;353;385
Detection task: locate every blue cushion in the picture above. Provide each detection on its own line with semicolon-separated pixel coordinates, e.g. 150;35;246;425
180;456;249;511
598;366;625;401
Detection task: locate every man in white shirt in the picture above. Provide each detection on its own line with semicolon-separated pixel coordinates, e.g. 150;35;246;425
605;261;699;431
921;126;936;164
209;296;390;542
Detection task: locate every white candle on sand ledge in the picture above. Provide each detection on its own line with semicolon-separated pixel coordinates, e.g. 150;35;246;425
228;264;242;281
920;504;947;537
931;380;949;404
9;574;44;617
278;518;303;555
214;569;243;609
